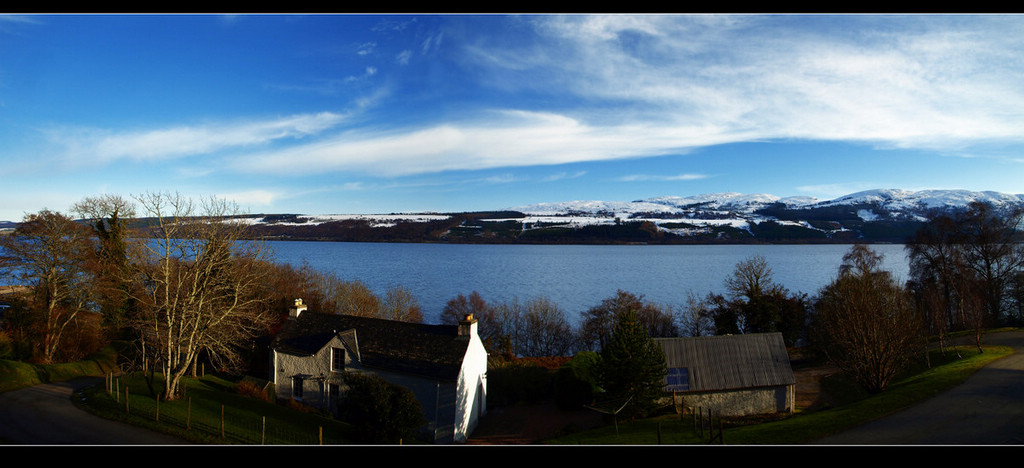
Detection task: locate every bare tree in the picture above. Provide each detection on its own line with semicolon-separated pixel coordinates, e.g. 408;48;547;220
442;291;501;352
813;244;925;393
441;291;492;325
958;202;1024;325
0;209;96;363
910;204;1024;329
521;296;577;357
72;194;137;333
679;290;715;337
726;255;778;301
380;285;424;323
314;275;381;317
484;296;578;357
579;290;677;352
123;192;275;399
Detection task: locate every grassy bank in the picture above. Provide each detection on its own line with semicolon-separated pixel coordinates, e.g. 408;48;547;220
0;344;120;393
546;344;1012;445
75;372;362;445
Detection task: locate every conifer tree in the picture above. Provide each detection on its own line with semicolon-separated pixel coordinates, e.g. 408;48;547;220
598;308;667;418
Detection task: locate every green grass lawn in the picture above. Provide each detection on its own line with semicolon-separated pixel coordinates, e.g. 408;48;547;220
546;344;1013;445
74;372;362;445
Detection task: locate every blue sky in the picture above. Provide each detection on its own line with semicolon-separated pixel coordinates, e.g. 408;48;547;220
1;14;1023;221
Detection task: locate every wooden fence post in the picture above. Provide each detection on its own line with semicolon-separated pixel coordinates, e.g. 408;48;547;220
262;416;266;445
698;407;704;438
125;387;129;415
319;426;323;445
156;394;160;422
221;405;225;439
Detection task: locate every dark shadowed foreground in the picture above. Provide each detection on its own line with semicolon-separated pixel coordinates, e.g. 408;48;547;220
0;377;187;445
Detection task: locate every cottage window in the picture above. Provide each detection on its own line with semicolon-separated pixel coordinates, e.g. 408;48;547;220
292;376;304;400
665;367;690;391
331;347;345;372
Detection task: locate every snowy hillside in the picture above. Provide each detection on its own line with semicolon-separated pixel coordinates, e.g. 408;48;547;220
509;189;1024;220
239;188;1024;243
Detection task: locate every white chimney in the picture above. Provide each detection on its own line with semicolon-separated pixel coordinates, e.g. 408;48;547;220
288;298;307;319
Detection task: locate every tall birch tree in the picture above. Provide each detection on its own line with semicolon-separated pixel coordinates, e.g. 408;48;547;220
124;192;274;399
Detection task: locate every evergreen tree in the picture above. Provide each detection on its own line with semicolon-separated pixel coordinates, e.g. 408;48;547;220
598;308;667;419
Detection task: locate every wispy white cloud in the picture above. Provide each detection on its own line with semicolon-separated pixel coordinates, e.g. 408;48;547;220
543;171;587;182
618;173;709;182
232;110;734;177
396;49;413;64
216;189;279;207
796;183;879;199
467;15;1024;151
48;112;347;167
222;15;1024;182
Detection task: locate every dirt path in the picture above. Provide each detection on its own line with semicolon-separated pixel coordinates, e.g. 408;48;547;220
810;331;1024;445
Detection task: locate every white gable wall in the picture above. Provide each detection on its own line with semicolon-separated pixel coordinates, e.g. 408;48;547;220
452;330;488;443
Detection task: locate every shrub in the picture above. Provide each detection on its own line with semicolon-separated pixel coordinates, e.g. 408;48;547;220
0;330;12;360
553;352;602;410
235;380;271;402
487;359;554;407
340;373;426;444
284;398;319;414
553;367;594;410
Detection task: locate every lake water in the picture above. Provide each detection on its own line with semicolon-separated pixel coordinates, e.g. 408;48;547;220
264;241;911;325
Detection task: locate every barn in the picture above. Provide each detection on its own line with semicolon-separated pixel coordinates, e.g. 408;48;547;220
654;332;795;416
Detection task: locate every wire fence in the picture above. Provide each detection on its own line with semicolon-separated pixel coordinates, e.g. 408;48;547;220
689;406;725;444
102;373;350;445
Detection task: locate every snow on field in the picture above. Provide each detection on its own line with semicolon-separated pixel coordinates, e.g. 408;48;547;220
242;213;451;228
231;189;1024;233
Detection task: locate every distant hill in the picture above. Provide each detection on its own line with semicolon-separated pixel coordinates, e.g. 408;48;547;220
239;189;1024;244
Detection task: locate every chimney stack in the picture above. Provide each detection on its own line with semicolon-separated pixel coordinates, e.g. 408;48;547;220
288;298;307;319
457;313;478;339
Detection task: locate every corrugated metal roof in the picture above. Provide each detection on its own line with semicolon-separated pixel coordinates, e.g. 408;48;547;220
654;333;795;393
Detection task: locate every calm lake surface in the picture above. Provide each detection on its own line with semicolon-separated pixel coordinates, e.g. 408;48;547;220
265;241;910;325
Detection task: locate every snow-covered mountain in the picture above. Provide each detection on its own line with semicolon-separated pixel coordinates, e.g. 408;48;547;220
230;188;1024;243
509;189;1024;220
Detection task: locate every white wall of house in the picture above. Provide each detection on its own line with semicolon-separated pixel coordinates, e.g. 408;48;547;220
453;329;488;443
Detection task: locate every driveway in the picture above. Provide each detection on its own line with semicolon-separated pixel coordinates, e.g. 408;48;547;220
0;377;188;445
811;331;1024;445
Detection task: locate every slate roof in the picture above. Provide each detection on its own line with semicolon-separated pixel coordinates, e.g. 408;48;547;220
271;311;471;381
654;332;795;393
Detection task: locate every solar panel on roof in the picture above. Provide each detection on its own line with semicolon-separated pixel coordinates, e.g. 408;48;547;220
666;367;690;391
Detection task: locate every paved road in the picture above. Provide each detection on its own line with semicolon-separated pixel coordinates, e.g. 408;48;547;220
811;331;1024;445
0;377;188;445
